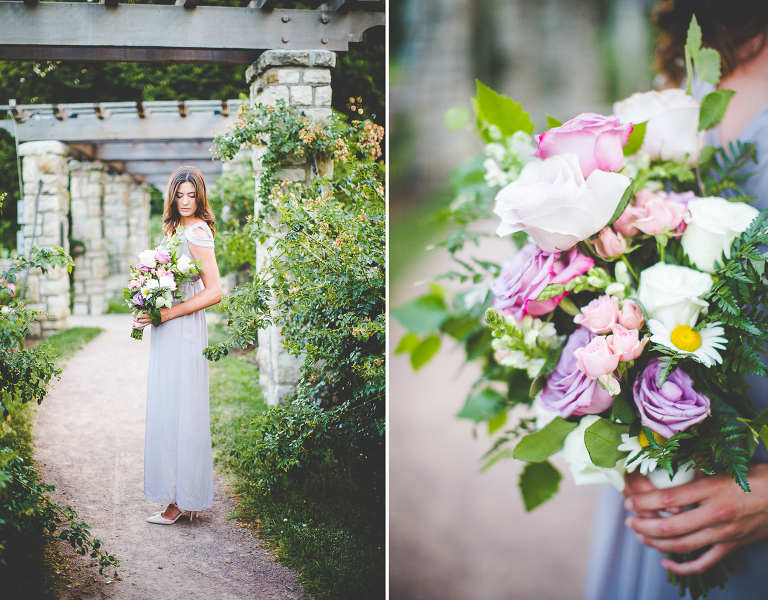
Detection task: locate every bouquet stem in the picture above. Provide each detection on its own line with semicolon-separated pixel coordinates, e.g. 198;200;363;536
131;327;144;341
666;552;732;600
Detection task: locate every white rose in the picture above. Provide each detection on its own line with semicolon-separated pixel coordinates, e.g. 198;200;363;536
158;275;177;291
494;153;631;253
681;196;759;273
613;89;705;165
177;255;193;274
141;279;159;297
138;249;157;269
1;306;9;314
559;415;625;491
638;263;713;323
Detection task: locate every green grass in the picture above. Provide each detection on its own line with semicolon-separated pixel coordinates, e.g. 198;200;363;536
207;322;384;600
106;297;132;314
0;326;103;600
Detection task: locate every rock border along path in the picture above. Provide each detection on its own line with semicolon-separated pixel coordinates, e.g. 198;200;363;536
34;314;307;600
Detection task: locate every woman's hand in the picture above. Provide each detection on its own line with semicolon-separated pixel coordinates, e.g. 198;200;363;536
623;464;768;575
132;308;172;329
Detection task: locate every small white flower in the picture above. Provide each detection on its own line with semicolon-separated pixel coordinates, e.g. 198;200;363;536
1;306;9;314
605;282;626;298
618;433;659;475
138;249;157;269
559;415;626;491
648;307;727;367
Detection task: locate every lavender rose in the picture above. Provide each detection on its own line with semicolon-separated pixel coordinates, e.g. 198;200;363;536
491;244;594;322
132;292;145;307
633;359;711;438
533;113;633;178
539;327;614;417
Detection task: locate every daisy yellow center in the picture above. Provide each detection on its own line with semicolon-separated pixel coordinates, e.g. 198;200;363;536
670;325;702;352
638;430;666;447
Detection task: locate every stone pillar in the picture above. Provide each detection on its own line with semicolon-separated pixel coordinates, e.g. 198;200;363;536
246;49;335;406
128;182;151;264
69;159;108;315
103;173;132;298
18;141;71;335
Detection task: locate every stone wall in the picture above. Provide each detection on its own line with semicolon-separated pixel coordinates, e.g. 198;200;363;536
69;159;108;315
18;141;72;335
246;49;335;406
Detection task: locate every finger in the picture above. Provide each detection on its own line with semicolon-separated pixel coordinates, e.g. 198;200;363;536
626;477;727;513
626;505;712;539
633;525;723;554
625;471;658;497
661;542;737;576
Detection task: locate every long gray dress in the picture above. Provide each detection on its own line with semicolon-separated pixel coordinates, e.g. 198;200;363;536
584;106;768;600
143;222;214;512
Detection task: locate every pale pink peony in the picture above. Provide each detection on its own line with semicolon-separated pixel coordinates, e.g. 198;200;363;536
593;227;628;258
129;279;142;290
574;295;620;334
618;300;644;330
606;324;648;362
491;244;594;322
533;113;633;178
574;336;621;379
154;247;171;264
613;190;689;237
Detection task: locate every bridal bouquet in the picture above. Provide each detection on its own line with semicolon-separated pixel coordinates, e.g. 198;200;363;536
125;228;200;340
396;18;768;598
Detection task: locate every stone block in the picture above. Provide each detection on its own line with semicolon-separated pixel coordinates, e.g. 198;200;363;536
276;168;307;182
41;319;67;336
258;85;290;106
314;86;332;107
84;217;103;241
90;295;106;316
309;50;336;68
37;154;68;175
18;140;70;157
73;302;89;316
278;69;301;84
302;108;332;122
22;156;38;182
82;182;103;200
290;85;313;106
85;279;105;294
302;69;331;84
46;294;70;319
70;176;82;200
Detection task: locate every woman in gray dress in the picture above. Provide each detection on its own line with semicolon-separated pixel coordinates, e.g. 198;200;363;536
133;166;222;525
586;2;768;598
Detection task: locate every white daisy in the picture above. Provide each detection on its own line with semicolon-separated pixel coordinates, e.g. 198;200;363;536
618;432;660;475
648;307;727;367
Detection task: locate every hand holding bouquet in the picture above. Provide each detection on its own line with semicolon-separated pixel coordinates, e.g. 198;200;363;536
397;17;768;599
125;228;201;340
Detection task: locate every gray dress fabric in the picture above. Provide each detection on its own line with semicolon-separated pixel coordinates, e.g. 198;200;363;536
143;222;214;512
584;106;768;600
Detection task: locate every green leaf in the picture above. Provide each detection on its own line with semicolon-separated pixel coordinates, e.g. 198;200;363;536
606;179;635;228
456;387;506;422
410;335;441;370
392;295;448;333
444;106;471;131
546;115;563;129
696;47;722;85
584;418;630;468
488;410;508;435
519;460;561;512
759;425;768;452
479;448;513;473
513;417;578;462
610;393;637;425
684;15;702;95
623;121;646;156
698;144;716;165
751;408;768;430
395;332;419;355
475;79;535;137
699;89;736;131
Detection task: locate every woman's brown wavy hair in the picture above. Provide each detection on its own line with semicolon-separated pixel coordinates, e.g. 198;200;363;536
653;0;768;88
162;166;216;238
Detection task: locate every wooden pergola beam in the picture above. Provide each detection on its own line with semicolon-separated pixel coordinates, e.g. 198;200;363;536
0;2;385;63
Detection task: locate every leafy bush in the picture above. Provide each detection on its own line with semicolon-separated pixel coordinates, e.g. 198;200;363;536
0;248;118;574
205;103;385;493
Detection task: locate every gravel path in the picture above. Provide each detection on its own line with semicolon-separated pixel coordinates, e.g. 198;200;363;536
34;314;307;600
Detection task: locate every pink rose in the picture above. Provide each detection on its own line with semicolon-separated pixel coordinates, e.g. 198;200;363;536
574;336;621;379
129;279;142;290
539;327;614;417
574;295;620;334
533;113;633;178
155;247;171;264
613;190;689;237
593;227;628;258
7;282;15;296
618;300;644;330
606;324;648;362
491;244;594;322
136;263;151;273
632;189;689;236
